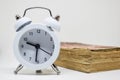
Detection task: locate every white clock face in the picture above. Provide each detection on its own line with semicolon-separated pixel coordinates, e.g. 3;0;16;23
19;28;54;64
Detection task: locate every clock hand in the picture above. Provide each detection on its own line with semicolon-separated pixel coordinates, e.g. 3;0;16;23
26;42;39;63
35;48;39;63
27;42;51;56
26;42;36;47
39;47;52;56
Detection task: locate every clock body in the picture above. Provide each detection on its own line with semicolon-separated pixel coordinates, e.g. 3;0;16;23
14;23;60;70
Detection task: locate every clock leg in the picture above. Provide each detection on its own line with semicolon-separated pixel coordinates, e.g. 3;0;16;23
51;64;60;75
14;64;23;74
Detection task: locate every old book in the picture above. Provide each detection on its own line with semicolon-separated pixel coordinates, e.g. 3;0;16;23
55;42;120;73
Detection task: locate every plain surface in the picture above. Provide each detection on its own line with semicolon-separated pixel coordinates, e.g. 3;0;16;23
0;66;120;80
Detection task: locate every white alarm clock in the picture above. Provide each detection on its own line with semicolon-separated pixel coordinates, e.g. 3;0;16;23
13;7;61;74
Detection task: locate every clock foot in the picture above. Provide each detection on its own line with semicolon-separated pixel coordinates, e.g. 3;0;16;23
51;64;60;75
36;70;42;73
14;64;23;74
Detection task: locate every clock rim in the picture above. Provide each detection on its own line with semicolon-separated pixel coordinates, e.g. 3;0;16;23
14;23;60;70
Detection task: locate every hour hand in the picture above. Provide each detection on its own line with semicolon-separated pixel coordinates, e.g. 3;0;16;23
26;42;36;47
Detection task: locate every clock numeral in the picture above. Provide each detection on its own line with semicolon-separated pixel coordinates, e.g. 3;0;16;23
24;52;26;56
21;44;24;48
24;37;28;41
50;53;52;56
52;45;55;49
50;37;53;41
45;31;47;35
29;32;33;35
37;29;41;33
44;57;47;62
29;57;32;61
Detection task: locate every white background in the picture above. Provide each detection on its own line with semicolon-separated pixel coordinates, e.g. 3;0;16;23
0;0;120;80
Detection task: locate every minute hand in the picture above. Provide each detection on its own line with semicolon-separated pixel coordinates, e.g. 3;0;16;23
39;47;52;56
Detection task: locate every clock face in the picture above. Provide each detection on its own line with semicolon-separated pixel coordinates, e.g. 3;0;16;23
19;28;54;64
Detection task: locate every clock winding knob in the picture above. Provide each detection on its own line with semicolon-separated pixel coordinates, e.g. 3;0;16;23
15;15;21;20
54;15;60;21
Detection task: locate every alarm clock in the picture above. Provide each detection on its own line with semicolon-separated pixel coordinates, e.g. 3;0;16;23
13;7;61;75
